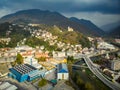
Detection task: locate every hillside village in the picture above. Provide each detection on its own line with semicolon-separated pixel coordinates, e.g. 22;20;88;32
0;23;120;90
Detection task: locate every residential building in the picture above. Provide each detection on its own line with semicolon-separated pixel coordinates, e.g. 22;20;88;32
0;56;16;63
57;63;69;80
35;52;49;58
15;45;33;51
97;42;115;50
53;51;66;58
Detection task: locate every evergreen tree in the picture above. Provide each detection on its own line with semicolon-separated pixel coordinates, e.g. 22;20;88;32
16;53;24;64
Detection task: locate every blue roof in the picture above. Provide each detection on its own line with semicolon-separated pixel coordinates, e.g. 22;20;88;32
58;63;68;73
9;64;37;75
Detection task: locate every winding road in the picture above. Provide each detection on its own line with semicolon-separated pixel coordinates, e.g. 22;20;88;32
83;55;120;90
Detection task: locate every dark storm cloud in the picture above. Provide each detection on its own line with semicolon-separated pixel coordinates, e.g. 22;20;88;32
0;0;120;14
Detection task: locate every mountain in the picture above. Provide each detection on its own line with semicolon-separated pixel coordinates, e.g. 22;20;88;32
101;21;120;32
109;26;120;38
69;17;105;35
0;9;103;36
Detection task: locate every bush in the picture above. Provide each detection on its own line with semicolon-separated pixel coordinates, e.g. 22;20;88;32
38;78;47;87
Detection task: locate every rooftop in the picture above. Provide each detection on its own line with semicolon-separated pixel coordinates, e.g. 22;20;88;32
58;63;68;73
10;64;37;75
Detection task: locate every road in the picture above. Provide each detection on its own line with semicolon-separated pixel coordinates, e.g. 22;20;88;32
72;64;88;68
74;54;120;90
82;55;120;90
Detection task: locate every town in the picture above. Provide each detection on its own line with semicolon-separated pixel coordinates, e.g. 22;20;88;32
0;23;120;90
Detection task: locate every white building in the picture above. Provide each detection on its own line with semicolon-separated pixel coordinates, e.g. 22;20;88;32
68;26;73;32
53;51;66;58
24;57;42;69
15;45;33;51
0;82;17;90
57;63;69;80
97;42;115;50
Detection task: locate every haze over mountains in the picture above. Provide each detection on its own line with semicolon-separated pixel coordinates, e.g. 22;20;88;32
101;21;120;32
101;21;120;38
0;9;105;36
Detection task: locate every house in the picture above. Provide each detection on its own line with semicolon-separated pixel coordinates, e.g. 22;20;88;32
53;51;66;58
8;64;45;82
15;45;33;51
57;63;69;80
35;52;49;58
0;56;16;63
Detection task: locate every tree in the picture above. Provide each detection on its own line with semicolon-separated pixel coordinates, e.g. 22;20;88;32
67;56;74;64
38;78;47;88
85;82;94;90
37;57;46;62
15;53;24;64
77;77;85;90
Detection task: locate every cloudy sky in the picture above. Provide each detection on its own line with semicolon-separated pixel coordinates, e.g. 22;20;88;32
0;0;120;27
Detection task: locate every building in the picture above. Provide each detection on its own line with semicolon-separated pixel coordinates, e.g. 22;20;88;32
24;57;42;69
0;82;17;90
8;64;45;82
68;26;73;32
35;52;49;58
97;42;115;50
53;51;66;58
15;45;33;51
0;38;11;43
57;63;69;80
0;56;16;63
111;60;120;70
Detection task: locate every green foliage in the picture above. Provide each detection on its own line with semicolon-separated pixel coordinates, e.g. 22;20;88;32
78;33;91;48
0;22;92;49
36;24;92;48
67;56;75;64
15;53;24;64
37;57;46;62
51;25;63;36
38;78;47;87
94;39;98;49
77;77;85;90
0;22;30;48
25;36;57;51
85;82;94;90
0;42;7;48
62;31;78;44
72;72;94;90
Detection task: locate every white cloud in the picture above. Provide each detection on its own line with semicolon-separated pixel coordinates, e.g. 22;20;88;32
63;12;120;27
0;8;12;18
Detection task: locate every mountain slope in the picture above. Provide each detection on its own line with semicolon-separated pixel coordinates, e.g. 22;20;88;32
109;26;120;38
0;9;102;36
101;21;120;32
69;17;105;35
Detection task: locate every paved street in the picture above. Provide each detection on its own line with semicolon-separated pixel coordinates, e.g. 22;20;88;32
53;80;74;90
83;55;120;90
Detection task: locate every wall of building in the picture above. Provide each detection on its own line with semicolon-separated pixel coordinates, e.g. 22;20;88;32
57;73;69;80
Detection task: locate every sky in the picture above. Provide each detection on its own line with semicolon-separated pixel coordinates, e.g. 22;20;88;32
0;0;120;27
